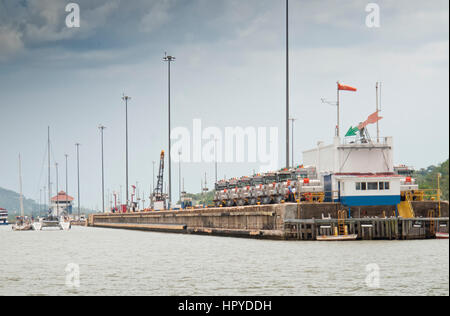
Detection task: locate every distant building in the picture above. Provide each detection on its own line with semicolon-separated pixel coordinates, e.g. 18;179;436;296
50;191;74;217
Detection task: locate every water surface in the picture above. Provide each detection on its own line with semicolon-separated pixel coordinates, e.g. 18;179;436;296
0;226;448;296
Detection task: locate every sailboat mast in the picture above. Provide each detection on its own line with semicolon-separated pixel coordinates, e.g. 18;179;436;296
48;126;51;213
19;154;24;218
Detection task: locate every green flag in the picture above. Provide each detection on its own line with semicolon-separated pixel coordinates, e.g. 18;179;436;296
345;126;359;137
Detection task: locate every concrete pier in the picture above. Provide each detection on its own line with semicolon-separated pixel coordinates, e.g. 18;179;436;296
88;201;449;240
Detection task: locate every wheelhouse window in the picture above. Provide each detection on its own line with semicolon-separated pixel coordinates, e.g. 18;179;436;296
354;181;391;191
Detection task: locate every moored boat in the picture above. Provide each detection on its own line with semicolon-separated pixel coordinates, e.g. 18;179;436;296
0;208;8;225
12;217;33;231
436;232;449;239
316;234;358;241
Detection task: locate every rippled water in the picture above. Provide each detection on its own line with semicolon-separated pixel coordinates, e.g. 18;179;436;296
0;225;448;296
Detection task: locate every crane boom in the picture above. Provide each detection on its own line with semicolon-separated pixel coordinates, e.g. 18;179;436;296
153;150;165;202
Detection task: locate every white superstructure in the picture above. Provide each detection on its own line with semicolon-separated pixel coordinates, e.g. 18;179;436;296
302;136;394;174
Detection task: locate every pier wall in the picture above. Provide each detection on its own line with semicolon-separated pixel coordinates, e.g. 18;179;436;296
88;201;449;240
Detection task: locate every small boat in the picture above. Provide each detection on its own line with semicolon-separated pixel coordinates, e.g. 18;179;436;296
435;232;449;239
12;217;33;231
32;216;71;231
317;234;358;241
60;216;71;231
12;154;32;231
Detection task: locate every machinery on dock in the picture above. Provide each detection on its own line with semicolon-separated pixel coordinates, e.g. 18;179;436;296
213;166;324;207
151;150;167;210
395;165;424;201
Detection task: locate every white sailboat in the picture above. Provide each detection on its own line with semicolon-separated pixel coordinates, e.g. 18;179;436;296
33;127;71;231
12;154;32;231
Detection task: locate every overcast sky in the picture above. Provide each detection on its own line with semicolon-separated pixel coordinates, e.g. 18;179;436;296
0;0;448;209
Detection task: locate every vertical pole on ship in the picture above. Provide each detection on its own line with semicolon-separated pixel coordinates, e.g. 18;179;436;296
336;83;340;137
376;82;380;143
19;154;24;218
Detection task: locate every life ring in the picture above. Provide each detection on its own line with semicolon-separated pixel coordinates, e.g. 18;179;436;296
305;192;313;202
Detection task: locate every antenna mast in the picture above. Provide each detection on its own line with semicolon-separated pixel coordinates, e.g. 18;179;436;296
19;154;24;218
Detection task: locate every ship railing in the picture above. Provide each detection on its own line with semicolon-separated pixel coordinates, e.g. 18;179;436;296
341;136;390;146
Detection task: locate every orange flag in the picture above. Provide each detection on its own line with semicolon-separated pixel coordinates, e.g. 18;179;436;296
338;83;357;92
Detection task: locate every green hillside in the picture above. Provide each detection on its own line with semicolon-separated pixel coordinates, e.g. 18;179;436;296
0;187;43;218
0;186;102;220
414;159;449;201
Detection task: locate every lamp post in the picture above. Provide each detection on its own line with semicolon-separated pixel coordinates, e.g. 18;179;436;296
289;117;296;167
55;162;59;217
122;95;131;210
214;139;218;184
75;143;81;220
438;173;442;218
178;149;182;204
163;53;175;209
285;0;290;169
152;160;156;193
65;154;68;215
99;125;106;213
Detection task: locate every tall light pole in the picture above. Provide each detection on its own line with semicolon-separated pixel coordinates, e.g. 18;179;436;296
55;162;59;217
65;154;68;215
47;127;51;213
289;117;296;167
75;143;81;220
152;160;156;193
122;95;131;209
285;0;290;169
437;173;442;218
178;149;182;204
214;138;218;184
163;53;175;208
99;125;106;213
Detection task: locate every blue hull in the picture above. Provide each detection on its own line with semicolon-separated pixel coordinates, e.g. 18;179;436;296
340;195;401;207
